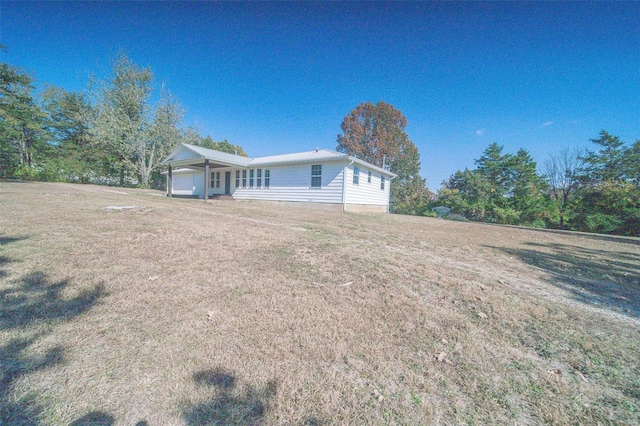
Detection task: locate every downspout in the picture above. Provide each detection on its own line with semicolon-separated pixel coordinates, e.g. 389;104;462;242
342;159;355;212
387;175;396;213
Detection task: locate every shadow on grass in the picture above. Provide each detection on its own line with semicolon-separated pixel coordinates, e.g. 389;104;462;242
0;270;106;424
0;236;27;246
182;368;278;425
483;222;640;246
0;236;27;279
487;242;640;318
68;411;115;426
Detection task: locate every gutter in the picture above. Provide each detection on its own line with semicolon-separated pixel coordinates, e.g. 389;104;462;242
342;159;355;212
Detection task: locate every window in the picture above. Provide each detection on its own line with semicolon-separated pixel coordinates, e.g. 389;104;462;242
210;172;220;188
264;169;270;188
249;169;254;187
353;166;360;185
368;170;372;183
311;164;322;187
235;170;240;188
256;169;262;188
381;175;385;190
242;170;247;188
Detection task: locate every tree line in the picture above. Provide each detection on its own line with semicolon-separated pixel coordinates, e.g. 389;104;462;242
0;50;243;188
436;132;640;236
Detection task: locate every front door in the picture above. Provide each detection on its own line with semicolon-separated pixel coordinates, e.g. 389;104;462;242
225;171;231;195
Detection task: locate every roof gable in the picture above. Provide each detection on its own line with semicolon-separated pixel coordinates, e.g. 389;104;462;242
163;143;251;167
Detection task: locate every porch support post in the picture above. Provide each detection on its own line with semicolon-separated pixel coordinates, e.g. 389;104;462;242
204;159;210;200
167;165;173;197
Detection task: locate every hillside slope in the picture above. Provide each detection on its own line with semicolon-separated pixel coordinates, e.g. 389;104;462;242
1;181;638;425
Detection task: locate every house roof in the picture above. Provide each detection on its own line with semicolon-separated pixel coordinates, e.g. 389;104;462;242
163;143;396;177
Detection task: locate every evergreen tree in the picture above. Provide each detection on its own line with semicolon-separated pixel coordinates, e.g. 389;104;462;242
40;85;97;182
0;53;45;178
580;130;627;183
570;131;640;236
509;149;549;226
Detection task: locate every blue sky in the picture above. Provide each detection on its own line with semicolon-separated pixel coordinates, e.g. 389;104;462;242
2;1;638;188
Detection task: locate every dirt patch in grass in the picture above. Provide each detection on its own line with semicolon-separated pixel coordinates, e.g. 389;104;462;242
1;181;639;425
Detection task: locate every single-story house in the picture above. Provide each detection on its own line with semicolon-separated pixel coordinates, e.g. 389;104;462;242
162;143;396;213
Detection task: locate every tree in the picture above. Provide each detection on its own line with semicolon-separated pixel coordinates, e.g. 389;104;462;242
40;85;97;182
570;131;640;236
439;168;492;221
570;181;640;235
92;53;182;187
580;130;627;183
0;54;45;178
543;148;584;229
439;144;549;226
509;149;549;226
337;101;428;214
475;142;512;193
624;139;640;186
145;88;184;187
192;134;248;157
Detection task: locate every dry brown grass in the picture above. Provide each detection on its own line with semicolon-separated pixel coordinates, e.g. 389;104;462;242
1;181;639;425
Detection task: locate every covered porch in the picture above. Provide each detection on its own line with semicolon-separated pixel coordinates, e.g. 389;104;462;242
163;144;251;199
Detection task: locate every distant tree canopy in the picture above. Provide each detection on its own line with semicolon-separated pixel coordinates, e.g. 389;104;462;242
435;131;640;236
0;50;245;188
337;101;430;215
191;134;248;157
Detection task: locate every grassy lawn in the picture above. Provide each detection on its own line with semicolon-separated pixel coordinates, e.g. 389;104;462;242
1;181;639;425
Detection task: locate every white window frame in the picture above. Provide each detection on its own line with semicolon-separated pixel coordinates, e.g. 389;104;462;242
311;164;322;188
353;166;360;185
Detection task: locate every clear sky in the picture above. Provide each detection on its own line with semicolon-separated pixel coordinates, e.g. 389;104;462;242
1;1;638;188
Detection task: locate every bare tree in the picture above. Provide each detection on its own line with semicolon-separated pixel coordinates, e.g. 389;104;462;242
543;148;584;228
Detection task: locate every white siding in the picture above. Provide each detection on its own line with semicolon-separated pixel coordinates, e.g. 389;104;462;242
170;161;392;210
172;147;199;161
232;161;345;204
344;164;390;206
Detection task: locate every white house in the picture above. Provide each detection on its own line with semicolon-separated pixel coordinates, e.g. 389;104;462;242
162;143;396;213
